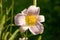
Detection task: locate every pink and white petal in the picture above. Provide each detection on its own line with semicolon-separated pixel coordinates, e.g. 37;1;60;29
35;7;40;15
36;23;44;34
38;15;45;22
29;23;44;35
19;26;29;33
29;26;37;35
21;9;27;15
14;13;26;26
27;5;40;15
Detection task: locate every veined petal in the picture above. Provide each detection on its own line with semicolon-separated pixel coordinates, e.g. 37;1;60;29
38;15;45;22
14;13;26;26
29;26;37;35
29;23;44;35
27;5;40;15
36;22;44;34
20;26;29;33
21;9;27;15
36;7;40;15
37;23;44;34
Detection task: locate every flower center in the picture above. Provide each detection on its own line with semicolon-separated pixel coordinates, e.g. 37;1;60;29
25;15;37;26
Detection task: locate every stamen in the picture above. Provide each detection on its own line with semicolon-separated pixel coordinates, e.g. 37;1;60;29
25;15;36;26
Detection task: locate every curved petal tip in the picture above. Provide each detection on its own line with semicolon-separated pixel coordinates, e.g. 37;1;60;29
39;15;45;22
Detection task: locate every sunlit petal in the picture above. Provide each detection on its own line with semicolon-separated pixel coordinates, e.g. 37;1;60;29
27;5;40;15
15;13;26;26
21;9;27;15
38;15;45;22
36;22;44;34
29;23;44;35
20;26;29;33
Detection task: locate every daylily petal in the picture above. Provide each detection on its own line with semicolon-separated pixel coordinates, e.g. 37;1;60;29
14;13;26;26
40;25;44;34
36;22;44;34
38;15;45;22
20;26;29;33
36;7;40;15
27;5;40;15
29;23;44;35
29;26;39;35
21;9;27;15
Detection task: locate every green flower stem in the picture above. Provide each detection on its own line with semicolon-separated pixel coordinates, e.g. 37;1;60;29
33;0;37;6
38;35;42;40
1;0;2;16
10;0;14;33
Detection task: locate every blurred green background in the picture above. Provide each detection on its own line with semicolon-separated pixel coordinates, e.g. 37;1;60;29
0;0;60;40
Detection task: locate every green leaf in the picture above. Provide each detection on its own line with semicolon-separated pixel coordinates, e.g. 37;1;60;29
4;32;10;40
0;3;2;7
9;29;19;40
0;15;5;25
6;5;12;15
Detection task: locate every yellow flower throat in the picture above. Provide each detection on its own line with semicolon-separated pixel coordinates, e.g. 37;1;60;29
25;15;37;26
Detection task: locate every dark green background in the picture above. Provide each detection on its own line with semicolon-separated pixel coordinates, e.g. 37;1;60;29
2;0;60;40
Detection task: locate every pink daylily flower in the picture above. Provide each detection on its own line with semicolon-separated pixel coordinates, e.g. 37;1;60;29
15;5;45;35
